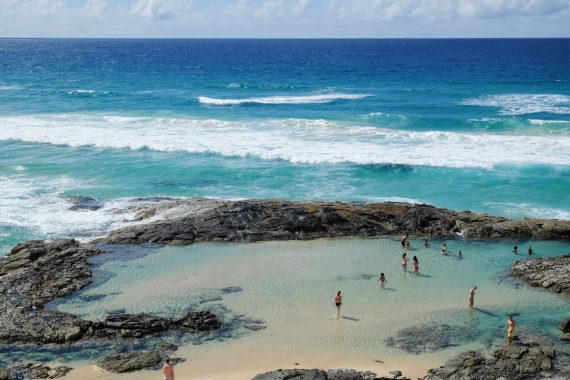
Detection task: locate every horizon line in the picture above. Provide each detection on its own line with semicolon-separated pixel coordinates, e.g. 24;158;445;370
1;36;570;40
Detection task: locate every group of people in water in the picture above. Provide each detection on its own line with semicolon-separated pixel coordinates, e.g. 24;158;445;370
333;234;524;346
513;245;533;255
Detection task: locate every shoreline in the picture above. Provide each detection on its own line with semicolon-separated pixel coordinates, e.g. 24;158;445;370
1;199;569;379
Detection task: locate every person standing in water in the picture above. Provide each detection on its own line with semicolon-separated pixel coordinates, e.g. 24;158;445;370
402;253;409;272
162;358;175;380
513;245;518;254
507;314;516;345
334;291;343;318
528;246;533;255
441;242;447;255
469;286;477;308
423;239;429;247
378;273;387;288
401;233;409;248
412;256;419;274
457;250;463;258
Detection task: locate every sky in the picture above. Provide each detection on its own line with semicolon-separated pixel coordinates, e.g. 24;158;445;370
0;0;569;38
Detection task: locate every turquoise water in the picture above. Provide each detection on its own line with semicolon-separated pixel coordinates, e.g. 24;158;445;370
48;238;569;377
1;39;570;254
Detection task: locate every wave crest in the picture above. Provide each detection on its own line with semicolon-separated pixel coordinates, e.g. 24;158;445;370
462;94;570;115
0;114;569;169
198;93;369;105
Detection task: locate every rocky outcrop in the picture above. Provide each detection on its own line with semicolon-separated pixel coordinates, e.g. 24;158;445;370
385;324;475;354
62;195;103;211
511;255;570;296
422;341;559;380
252;369;409;380
0;363;72;379
560;318;570;334
95;351;162;373
0;239;221;347
103;199;570;245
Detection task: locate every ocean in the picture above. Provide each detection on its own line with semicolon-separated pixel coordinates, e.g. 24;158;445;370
1;39;569;254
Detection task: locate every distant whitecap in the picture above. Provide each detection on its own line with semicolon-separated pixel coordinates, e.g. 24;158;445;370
198;93;369;105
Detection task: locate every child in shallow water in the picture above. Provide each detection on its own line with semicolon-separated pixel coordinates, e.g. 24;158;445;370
378;273;387;288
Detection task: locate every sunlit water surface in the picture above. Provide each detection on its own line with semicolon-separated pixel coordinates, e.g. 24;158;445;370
50;237;570;379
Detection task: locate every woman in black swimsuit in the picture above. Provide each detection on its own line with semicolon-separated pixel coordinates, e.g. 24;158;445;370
334;290;342;318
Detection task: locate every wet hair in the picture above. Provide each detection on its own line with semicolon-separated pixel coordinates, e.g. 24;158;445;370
165;358;171;364
337;290;341;295
413;256;418;261
402;253;407;259
380;272;384;276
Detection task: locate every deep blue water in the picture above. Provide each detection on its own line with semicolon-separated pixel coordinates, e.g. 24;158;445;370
0;39;569;253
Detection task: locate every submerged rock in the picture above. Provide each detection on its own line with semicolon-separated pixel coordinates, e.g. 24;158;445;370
385;324;475;354
512;254;570;296
0;363;72;379
103;199;570;245
560;318;570;334
0;238;221;348
95;351;161;373
63;195;103;211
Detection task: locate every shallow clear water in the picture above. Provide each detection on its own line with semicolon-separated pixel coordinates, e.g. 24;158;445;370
1;39;570;254
51;238;569;377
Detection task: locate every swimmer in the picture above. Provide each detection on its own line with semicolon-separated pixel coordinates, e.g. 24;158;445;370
469;286;477;308
507;314;516;345
378;273;387;288
441;242;447;255
163;358;175;380
334;290;343;318
513;245;518;254
423;239;429;247
457;250;463;258
402;252;409;272
412;256;419;274
528;246;533;255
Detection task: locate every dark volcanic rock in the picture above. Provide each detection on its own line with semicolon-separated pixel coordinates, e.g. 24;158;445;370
252;369;328;380
103;200;570;245
422;341;557;380
385;324;475;354
251;369;409;380
560;318;570;333
63;195;103;211
95;351;161;373
0;363;72;379
326;369;382;380
512;254;570;296
0;239;221;348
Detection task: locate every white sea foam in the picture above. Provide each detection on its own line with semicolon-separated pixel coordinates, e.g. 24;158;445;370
484;202;570;220
0;175;137;240
462;94;570;115
198;93;369;105
67;89;109;95
528;119;570;125
0;114;569;169
0;85;23;91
